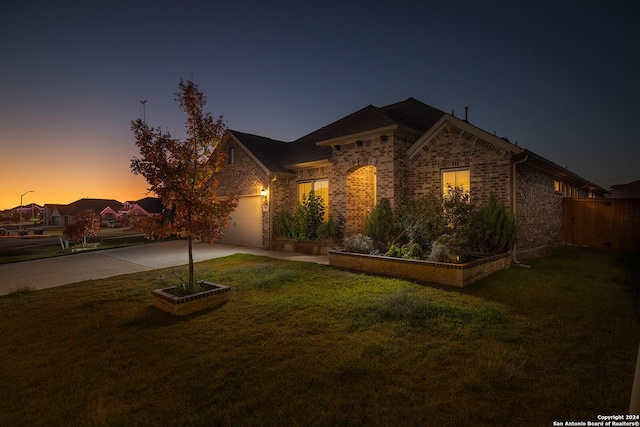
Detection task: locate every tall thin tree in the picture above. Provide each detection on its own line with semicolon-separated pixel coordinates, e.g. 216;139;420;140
131;80;238;288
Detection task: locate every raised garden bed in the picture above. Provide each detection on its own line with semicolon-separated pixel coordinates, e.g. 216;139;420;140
328;251;511;287
270;239;331;255
151;281;230;316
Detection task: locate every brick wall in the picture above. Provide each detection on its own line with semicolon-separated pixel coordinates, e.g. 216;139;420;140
408;123;513;208
217;141;271;247
328;133;414;233
219;124;569;252
217;141;270;197
515;163;563;251
345;165;376;234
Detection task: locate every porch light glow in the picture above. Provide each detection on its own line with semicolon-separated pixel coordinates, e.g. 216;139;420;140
260;188;267;197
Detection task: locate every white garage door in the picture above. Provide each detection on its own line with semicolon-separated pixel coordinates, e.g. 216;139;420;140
218;195;263;247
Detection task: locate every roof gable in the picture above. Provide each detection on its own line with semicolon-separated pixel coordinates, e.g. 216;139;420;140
608;180;640;198
227;130;291;174
292;98;446;148
67;198;122;215
133;197;164;214
279;98;445;167
408;114;523;160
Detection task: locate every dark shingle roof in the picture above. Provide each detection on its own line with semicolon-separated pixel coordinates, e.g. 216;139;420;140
608;180;640;198
380;97;446;133
133;197;164;214
228;130;291;172
65;198;122;215
292;98;446;147
282;98;446;166
231;97;446;169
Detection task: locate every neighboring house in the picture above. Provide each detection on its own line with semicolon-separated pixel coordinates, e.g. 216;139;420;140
44;198;122;226
216;97;607;256
608;180;640;198
117;197;164;219
11;203;44;223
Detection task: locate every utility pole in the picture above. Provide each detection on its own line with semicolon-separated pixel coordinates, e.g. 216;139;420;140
19;190;34;232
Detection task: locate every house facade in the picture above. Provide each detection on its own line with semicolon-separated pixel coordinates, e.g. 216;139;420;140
216;98;606;256
44;199;123;226
44;197;163;226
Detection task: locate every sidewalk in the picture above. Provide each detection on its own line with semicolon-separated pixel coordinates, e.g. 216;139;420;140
0;240;329;296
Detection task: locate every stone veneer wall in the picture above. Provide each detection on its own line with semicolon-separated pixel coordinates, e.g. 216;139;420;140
515;163;563;251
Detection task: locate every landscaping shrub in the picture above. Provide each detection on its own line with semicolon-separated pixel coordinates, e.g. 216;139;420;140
438;187;480;262
342;234;374;254
476;193;516;255
399;195;445;253
386;242;426;260
428;233;468;262
317;214;345;243
364;198;402;249
274;190;325;241
274;210;295;239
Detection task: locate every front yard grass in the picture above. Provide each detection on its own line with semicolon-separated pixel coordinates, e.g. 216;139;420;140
0;247;638;426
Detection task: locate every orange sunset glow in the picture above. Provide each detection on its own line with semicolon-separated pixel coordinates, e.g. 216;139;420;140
0;126;151;210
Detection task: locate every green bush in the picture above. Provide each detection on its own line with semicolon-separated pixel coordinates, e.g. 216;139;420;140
364;198;402;249
399;195;445;253
428;234;468;263
317;214;345;242
342;234;374;254
274;210;295;239
476;193;516;255
386;242;426;260
274;190;325;241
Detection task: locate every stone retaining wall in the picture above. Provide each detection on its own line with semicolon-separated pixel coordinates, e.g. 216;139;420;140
328;251;511;287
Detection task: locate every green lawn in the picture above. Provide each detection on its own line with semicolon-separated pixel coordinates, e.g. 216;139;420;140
0;247;638;426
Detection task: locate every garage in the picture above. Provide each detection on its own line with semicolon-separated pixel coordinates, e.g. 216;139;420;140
218;195;263;247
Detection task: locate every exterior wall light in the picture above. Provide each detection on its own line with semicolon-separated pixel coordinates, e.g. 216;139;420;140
260;188;267;198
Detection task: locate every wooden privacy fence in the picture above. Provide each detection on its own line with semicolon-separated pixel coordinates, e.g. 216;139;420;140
563;198;640;251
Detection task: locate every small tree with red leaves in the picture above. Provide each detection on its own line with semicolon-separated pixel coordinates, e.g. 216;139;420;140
131;80;238;290
63;209;101;245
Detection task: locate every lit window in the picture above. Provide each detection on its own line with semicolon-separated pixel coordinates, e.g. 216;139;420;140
442;169;470;196
554;180;563;193
228;146;235;164
298;179;329;220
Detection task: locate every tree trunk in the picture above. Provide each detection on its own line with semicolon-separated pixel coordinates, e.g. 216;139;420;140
188;235;194;286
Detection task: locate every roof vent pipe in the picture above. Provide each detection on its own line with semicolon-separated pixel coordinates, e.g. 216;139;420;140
464;106;469;122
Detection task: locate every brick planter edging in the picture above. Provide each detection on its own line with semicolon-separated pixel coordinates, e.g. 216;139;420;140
328;251;511;287
151;281;230;316
270;239;331;255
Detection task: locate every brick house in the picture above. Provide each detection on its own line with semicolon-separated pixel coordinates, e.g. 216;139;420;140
44;198;123;226
216;98;607;257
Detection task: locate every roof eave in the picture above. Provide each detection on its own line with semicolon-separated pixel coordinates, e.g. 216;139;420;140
521;149;608;194
283;159;332;171
315;124;409;147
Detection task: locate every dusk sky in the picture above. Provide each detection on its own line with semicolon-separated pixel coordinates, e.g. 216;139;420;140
1;1;639;210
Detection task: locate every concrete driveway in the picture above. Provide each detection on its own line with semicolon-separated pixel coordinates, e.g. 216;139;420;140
0;240;328;296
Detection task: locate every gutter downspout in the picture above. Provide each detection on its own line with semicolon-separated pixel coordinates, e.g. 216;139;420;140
512;154;528;265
